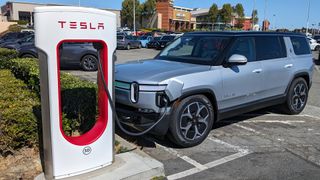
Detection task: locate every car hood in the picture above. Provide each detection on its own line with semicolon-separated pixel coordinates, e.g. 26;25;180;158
115;59;210;84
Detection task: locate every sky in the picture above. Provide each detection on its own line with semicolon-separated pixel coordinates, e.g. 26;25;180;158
0;0;319;30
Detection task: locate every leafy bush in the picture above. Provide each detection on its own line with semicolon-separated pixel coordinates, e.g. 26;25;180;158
0;48;18;69
8;24;22;32
0;70;40;155
8;58;98;136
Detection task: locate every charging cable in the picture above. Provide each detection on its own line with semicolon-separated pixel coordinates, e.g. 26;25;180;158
94;43;169;136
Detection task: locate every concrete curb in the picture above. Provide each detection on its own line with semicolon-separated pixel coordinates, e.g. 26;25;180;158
35;135;165;180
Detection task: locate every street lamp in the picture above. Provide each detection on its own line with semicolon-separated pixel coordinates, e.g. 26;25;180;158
133;0;136;35
273;14;276;30
78;0;81;7
306;0;311;35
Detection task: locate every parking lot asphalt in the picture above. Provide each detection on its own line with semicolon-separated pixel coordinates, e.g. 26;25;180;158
65;49;320;180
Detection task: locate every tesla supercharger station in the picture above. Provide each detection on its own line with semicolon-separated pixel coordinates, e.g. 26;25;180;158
34;7;116;179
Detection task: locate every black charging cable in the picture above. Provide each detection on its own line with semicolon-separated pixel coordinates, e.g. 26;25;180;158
93;43;169;136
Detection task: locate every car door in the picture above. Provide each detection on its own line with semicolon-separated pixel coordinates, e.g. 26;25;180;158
256;36;293;98
60;43;85;68
220;37;264;109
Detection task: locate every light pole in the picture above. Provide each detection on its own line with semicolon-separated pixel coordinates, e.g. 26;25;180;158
133;0;136;35
78;0;81;7
273;14;276;30
306;0;311;35
252;0;256;30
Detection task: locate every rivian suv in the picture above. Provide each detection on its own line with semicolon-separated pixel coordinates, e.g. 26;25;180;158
115;32;314;147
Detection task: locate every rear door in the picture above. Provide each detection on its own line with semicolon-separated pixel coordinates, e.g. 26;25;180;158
220;37;264;109
257;36;292;98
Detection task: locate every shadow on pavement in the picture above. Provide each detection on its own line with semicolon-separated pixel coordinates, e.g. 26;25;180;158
116;107;284;149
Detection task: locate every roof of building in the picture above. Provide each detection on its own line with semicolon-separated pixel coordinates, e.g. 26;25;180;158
191;8;209;16
173;6;193;12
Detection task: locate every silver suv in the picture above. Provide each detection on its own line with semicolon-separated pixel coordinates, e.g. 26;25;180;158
115;32;314;147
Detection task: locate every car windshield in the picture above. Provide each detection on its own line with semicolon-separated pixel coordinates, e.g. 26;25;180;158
154;37;161;41
158;36;230;65
161;36;175;41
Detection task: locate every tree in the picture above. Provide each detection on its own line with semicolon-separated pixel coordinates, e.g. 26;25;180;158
234;3;244;17
234;3;245;29
142;0;156;18
219;3;233;25
252;9;259;25
208;3;219;24
121;0;141;28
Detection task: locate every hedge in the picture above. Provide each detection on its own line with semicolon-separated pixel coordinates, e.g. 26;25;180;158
0;48;18;69
0;69;40;155
8;58;98;136
0;49;100;155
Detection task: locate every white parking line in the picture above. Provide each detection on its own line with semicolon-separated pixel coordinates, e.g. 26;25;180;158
245;120;305;125
234;124;262;134
208;137;247;153
167;151;251;180
156;143;206;170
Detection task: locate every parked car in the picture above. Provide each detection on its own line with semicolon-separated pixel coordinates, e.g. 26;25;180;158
313;35;320;43
117;35;142;50
0;34;34;50
115;32;313;147
138;36;153;48
155;35;177;50
146;37;161;49
307;37;320;51
0;32;33;45
18;42;99;71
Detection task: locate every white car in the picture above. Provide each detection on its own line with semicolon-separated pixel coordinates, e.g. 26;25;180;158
307;37;320;51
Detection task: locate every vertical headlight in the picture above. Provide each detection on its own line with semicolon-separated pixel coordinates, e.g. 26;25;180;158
130;82;139;103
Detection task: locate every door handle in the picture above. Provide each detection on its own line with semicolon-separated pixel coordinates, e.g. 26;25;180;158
252;69;262;73
284;64;293;68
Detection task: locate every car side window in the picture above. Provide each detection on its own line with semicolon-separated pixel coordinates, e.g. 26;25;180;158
290;37;311;55
228;37;255;62
255;36;287;60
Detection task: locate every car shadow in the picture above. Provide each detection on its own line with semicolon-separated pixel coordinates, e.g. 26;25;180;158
116;107;283;149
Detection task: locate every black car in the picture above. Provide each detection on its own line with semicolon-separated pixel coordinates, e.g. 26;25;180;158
18;42;99;71
313;35;320;43
146;37;161;48
155;35;176;50
0;34;34;50
0;32;33;45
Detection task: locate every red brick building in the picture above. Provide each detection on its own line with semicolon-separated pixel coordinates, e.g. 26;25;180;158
156;0;195;31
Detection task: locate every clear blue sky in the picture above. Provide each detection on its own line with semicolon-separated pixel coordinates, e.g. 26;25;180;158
1;0;319;29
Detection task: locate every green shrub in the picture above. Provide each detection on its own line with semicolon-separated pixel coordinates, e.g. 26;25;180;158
8;58;98;136
0;48;18;69
0;70;40;155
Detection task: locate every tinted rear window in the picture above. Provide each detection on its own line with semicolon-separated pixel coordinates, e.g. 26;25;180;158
290;37;311;55
255;36;287;60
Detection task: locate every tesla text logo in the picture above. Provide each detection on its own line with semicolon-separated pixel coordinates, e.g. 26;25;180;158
58;21;104;30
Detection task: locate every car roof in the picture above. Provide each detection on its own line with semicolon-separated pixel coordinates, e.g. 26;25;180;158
184;31;306;37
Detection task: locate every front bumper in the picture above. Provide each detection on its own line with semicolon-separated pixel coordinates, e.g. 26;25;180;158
115;82;171;135
116;103;171;135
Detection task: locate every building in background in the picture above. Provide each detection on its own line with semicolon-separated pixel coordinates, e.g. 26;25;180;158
1;1;121;27
155;0;195;31
191;8;253;31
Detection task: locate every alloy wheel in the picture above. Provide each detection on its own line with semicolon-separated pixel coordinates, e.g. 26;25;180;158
179;102;210;141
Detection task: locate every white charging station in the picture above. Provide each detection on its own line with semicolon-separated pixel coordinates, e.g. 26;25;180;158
34;7;116;179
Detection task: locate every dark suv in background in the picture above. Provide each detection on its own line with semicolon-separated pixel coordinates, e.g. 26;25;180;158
18;42;99;71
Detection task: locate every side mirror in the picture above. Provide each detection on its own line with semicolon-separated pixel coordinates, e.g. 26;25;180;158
228;54;248;65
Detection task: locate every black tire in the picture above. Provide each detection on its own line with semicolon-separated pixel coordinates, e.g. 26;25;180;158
138;43;142;49
315;45;320;51
282;78;308;115
126;44;131;50
169;95;214;147
21;54;36;58
80;54;98;71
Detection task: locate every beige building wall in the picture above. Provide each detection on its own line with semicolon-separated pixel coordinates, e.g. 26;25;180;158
104;9;121;27
11;2;47;21
0;21;16;33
